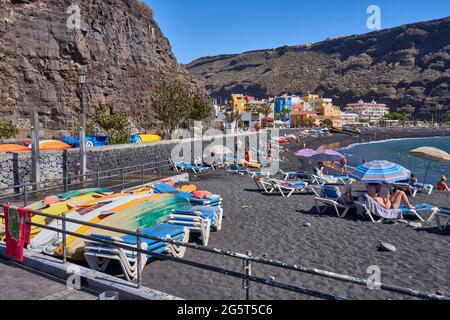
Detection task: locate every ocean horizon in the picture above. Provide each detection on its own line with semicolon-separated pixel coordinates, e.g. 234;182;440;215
340;136;450;185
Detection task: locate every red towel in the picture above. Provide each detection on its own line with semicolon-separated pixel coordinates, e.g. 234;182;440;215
3;204;30;262
193;191;213;199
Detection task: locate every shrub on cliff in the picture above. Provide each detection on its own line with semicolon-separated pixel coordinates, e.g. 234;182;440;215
153;77;212;138
88;103;131;145
0;121;19;139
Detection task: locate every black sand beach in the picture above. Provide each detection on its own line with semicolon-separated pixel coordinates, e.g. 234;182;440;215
139;128;450;300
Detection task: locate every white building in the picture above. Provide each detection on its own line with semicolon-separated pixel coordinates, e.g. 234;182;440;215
340;112;360;125
345;100;390;123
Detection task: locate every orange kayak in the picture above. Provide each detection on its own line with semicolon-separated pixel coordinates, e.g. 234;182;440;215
0;144;30;153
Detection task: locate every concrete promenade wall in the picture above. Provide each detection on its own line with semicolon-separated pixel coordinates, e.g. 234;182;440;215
0;129;295;190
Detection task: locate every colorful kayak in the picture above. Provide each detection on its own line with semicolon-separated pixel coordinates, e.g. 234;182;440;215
27;140;71;151
29;194;151;255
0;144;30;153
64;194;191;260
0;192;105;242
26;188;113;212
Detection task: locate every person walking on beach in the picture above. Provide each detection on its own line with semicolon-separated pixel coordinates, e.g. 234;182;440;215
437;176;450;192
340;157;348;174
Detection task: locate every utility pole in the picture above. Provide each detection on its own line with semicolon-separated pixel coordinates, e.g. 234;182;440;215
78;70;87;182
31;111;40;191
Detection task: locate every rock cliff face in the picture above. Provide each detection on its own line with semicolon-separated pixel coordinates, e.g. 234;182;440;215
187;17;450;120
0;0;202;129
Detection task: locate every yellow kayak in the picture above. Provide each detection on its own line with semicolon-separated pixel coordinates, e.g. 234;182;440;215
62;193;172;260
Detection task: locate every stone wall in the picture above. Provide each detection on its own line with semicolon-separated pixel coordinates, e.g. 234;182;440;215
0;130;292;191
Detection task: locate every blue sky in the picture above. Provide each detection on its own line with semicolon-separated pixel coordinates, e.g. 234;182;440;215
145;0;450;64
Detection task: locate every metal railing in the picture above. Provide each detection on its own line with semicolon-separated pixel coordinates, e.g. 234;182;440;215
0;158;172;207
1;205;448;301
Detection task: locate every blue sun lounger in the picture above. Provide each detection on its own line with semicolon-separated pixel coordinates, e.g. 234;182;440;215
154;183;222;206
429;208;450;231
393;180;434;197
84;223;190;281
270;179;320;197
169;206;223;245
314;186;356;218
355;195;438;223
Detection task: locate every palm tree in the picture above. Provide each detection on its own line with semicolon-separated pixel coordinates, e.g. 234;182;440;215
261;103;273;118
226;107;242;133
281;107;290;121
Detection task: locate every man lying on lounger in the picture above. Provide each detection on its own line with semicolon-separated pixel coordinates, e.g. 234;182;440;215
366;184;415;210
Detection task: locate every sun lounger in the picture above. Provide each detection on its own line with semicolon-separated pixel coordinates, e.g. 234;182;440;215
314;186;356;218
84;224;190;281
246;169;271;178
169;158;210;174
280;170;307;180
430;208;450;231
270;179;320;197
393;181;434;197
227;163;245;175
355;195;437;223
168;206;223;245
253;177;275;194
154;183;222;206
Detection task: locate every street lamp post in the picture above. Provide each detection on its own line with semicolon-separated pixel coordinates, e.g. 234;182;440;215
78;70;87;182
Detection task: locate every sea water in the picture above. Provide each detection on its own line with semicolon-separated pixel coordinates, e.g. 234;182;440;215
340;136;450;185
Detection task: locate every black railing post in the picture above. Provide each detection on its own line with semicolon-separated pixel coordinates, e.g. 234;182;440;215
141;164;145;185
136;228;142;288
243;250;252;300
23;183;28;207
62;212;67;264
121;168;125;190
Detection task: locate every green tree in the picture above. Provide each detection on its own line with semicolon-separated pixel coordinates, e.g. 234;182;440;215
89;103;130;145
260;103;273;118
281;107;290;121
153;78;211;137
0;121;19;139
225;106;242;133
189;92;212;121
323;118;333;127
384;112;407;121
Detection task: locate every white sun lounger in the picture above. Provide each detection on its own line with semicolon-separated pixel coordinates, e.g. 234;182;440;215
314;186;355;218
84;224;190;281
393;182;434;197
355;195;437;223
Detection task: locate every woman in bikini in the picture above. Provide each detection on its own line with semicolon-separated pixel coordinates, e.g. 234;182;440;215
366;184;415;209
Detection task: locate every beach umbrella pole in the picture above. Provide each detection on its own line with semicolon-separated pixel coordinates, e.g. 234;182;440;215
423;160;431;185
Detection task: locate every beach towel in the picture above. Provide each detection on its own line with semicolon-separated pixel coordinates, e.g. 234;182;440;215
193;191;213;199
178;185;197;193
3;205;31;261
365;196;403;220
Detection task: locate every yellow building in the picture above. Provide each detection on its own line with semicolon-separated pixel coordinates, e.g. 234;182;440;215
231;94;247;112
301;94;343;128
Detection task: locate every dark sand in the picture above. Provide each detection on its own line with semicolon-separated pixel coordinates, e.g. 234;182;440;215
139;128;450;300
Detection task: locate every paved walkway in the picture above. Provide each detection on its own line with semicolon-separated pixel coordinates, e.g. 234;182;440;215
0;258;98;300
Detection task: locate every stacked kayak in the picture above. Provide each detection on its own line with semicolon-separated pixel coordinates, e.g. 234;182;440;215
2;181;224;280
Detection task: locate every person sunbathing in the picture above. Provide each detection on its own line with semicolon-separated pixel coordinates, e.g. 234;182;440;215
342;185;355;204
366;184;415;209
437;176;450;192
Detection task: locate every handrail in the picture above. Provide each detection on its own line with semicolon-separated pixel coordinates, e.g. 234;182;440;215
4;207;447;301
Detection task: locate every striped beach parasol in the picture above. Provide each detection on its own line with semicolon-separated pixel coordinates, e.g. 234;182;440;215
349;160;410;184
